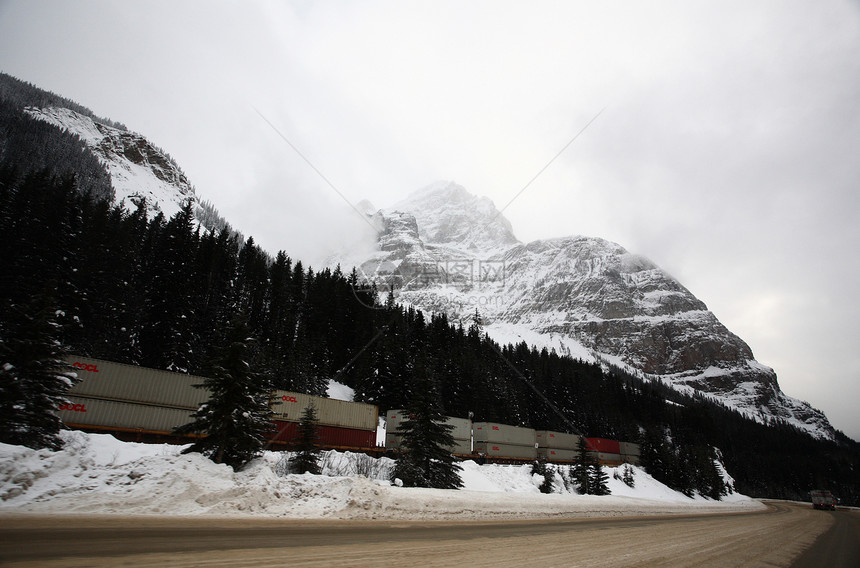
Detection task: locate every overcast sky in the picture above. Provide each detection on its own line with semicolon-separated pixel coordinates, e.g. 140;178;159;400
2;0;859;440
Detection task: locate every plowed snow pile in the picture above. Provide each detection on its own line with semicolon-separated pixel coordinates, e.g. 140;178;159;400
0;432;762;519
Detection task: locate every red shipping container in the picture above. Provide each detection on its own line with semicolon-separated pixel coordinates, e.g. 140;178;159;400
268;420;375;450
585;437;621;454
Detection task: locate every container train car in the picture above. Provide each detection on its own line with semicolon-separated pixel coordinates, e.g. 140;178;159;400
384;410;472;456
383;409;641;466
59;356;640;465
60;356;378;451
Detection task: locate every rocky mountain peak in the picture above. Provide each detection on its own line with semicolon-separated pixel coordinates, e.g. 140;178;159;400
390;181;519;251
355;183;836;440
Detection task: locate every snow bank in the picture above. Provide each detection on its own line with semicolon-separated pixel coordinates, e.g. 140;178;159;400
0;432;763;520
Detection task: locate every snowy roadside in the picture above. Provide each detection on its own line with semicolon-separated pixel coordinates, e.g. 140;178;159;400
0;431;764;520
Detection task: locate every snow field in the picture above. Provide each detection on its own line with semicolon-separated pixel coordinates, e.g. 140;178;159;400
0;431;763;520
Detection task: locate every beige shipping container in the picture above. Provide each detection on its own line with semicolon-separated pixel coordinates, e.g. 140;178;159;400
272;390;377;431
619;441;641;456
386;410;472;441
535;430;582;450
58;395;195;433
66;356;207;410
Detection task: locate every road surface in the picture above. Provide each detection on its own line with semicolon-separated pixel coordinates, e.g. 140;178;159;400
791;506;860;568
0;501;854;567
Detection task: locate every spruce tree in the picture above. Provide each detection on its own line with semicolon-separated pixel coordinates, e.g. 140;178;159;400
622;464;636;488
391;360;463;489
640;426;669;484
291;403;322;475
469;308;483;336
532;459;555;494
0;286;78;449
175;314;272;471
572;437;592;495
590;460;611;495
697;448;725;500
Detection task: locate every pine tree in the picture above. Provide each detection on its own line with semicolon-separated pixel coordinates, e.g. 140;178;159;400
697;448;725;500
532;459;555;494
572;437;592;494
622;464;636;488
391;359;463;489
140;203;199;372
469;308;483;336
590;460;611;495
0;286;78;449
175;314;272;471
640;426;669;484
291;403;322;475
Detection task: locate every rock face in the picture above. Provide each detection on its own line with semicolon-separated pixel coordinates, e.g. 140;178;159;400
353;181;835;440
24;106;196;220
391;181;519;251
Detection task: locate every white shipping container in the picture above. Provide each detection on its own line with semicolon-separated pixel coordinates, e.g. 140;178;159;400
535;430;582;450
444;416;472;441
473;422;536;447
474;441;537;460
619;441;641;456
66;357;378;432
385;433;400;450
385;434;471;455
66;356;207;410
272;391;377;431
622;454;641;466
386;410;471;440
450;438;472;455
598;452;623;465
58;395;195;433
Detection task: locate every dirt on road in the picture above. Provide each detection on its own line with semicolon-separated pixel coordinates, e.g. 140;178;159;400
0;501;838;567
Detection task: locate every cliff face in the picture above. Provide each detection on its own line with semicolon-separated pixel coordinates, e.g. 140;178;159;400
25;106;196;220
353;181;835;439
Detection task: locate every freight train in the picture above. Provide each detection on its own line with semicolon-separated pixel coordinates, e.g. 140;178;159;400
384;410;640;466
59;356;640;465
60;356;379;451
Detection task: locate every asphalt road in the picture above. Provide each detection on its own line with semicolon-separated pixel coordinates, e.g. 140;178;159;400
791;507;860;568
0;501;854;567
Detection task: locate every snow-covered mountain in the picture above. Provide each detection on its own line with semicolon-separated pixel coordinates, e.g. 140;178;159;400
350;181;835;440
24;106;200;222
